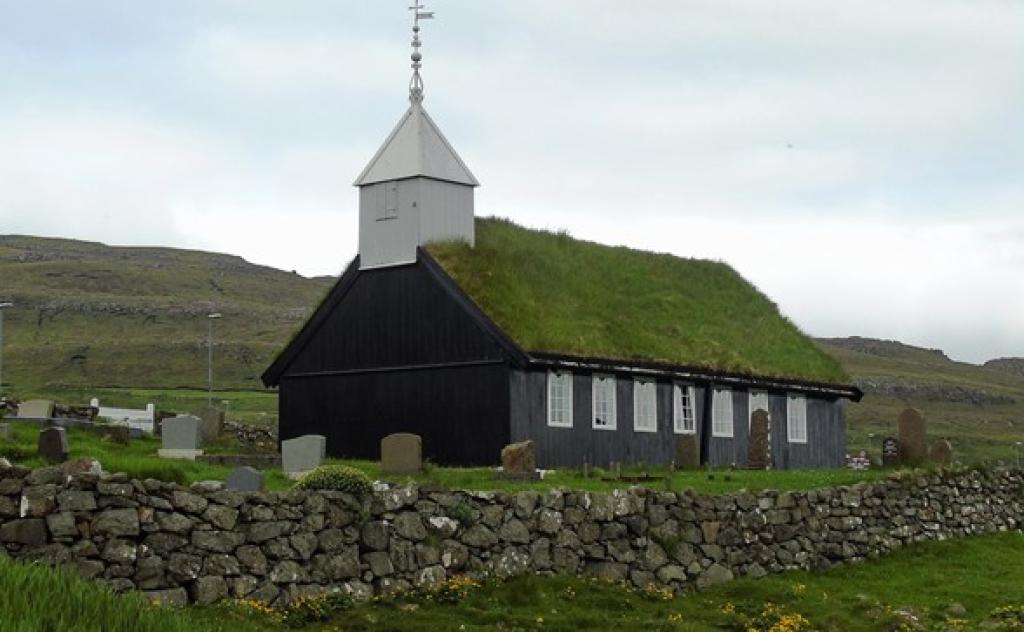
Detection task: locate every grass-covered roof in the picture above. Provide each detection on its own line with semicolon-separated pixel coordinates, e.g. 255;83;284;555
427;218;848;384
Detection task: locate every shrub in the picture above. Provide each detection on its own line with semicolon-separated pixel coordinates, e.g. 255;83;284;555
294;465;373;498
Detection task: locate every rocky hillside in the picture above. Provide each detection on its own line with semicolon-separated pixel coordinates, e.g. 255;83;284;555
0;235;334;392
985;358;1024;377
816;337;1024;463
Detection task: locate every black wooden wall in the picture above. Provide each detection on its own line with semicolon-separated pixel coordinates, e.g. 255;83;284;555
276;262;513;465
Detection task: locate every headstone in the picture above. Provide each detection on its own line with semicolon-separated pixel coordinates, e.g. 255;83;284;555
0;423;11;441
17;399;54;419
195;407;224;443
158;415;203;460
226;466;265;492
93;424;131;445
747;409;771;469
675;434;700;470
281;434;327;478
881;437;900;468
897;408;927;465
501;440;536;476
38;427;69;464
381;433;423;475
930;439;954;466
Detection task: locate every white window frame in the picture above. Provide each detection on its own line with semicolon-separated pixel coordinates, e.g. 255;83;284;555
546;371;574;428
383;181;399;219
673;383;697;435
591;374;617;430
749;391;770;428
787;394;808;444
711;388;734;438
633;379;657;433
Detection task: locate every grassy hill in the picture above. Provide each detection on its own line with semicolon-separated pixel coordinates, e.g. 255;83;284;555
817;337;1024;463
0;234;333;403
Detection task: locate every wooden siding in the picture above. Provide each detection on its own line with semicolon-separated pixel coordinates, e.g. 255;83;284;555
280;364;510;466
509;370;706;468
284;263;508;375
706;389;846;469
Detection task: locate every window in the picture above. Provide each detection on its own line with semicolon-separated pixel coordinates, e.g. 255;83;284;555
673;383;697;434
712;388;734;438
547;371;573;428
787;394;808;443
592;374;617;430
749;391;769;428
633;379;657;433
377;181;398;220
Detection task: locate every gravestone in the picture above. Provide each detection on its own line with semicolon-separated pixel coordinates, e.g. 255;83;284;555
196;407;224;443
38;427;69;464
675;434;701;470
226;466;265;492
500;440;537;478
158;415;203;460
897;408;927;465
747;409;771;469
0;423;11;441
881;437;900;467
930;439;954;466
17;399;54;419
381;433;423;475
281;435;327;478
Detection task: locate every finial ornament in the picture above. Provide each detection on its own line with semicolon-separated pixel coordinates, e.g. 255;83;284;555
408;1;435;104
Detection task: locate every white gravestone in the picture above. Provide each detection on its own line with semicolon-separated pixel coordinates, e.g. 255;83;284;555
282;435;327;479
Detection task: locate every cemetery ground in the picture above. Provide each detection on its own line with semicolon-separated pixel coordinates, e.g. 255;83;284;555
4;531;1024;631
0;421;889;494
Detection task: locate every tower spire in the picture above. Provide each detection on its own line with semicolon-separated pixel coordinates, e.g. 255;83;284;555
408;1;435;104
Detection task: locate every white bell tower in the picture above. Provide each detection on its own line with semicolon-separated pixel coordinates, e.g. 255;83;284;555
355;2;478;270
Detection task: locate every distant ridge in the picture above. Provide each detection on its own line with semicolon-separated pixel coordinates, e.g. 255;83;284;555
985;358;1024;377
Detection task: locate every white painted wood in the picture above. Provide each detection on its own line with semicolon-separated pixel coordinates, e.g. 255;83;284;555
355;103;478;186
546;371;573;428
787;394;808;443
712;388;734;438
358;182;419;269
592;374;617;430
673;383;697;434
749;391;769;428
633;379;657;433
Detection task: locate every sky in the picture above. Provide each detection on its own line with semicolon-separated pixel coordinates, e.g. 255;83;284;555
1;1;1022;364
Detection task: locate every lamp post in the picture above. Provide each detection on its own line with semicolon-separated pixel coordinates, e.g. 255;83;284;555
0;302;12;399
207;313;222;408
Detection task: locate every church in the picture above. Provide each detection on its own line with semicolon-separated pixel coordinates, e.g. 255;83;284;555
262;9;862;469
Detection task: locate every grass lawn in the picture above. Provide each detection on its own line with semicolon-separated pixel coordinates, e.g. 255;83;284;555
241;531;1024;631
0;421;891;494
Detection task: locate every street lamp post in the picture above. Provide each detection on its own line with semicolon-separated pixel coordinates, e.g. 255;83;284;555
0;302;13;399
207;313;222;408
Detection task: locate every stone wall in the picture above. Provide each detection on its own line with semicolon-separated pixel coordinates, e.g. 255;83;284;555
0;460;1021;607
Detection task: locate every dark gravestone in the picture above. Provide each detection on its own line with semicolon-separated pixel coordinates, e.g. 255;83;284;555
381;433;423;475
897;409;927;465
196;407;225;443
38;427;69;464
225;466;265;492
930;439;954;466
0;423;11;441
675;435;700;470
747;409;771;469
881;437;900;468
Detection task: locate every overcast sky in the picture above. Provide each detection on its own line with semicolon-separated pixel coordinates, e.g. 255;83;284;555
1;1;1022;364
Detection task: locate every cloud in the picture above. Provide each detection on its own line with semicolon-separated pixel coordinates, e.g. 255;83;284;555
0;0;1021;362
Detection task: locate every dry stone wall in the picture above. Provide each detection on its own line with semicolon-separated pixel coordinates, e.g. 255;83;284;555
0;460;1021;607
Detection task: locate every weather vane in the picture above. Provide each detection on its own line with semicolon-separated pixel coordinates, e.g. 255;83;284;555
408;0;435;104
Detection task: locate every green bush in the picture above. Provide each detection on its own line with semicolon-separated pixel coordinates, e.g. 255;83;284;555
294;465;373;498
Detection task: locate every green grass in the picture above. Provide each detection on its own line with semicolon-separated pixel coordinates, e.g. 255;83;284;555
0;555;255;632
820;340;1024;464
0;421;888;494
428;218;847;384
280;532;1024;631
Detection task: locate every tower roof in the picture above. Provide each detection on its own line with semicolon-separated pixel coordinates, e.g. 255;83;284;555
354;103;479;187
